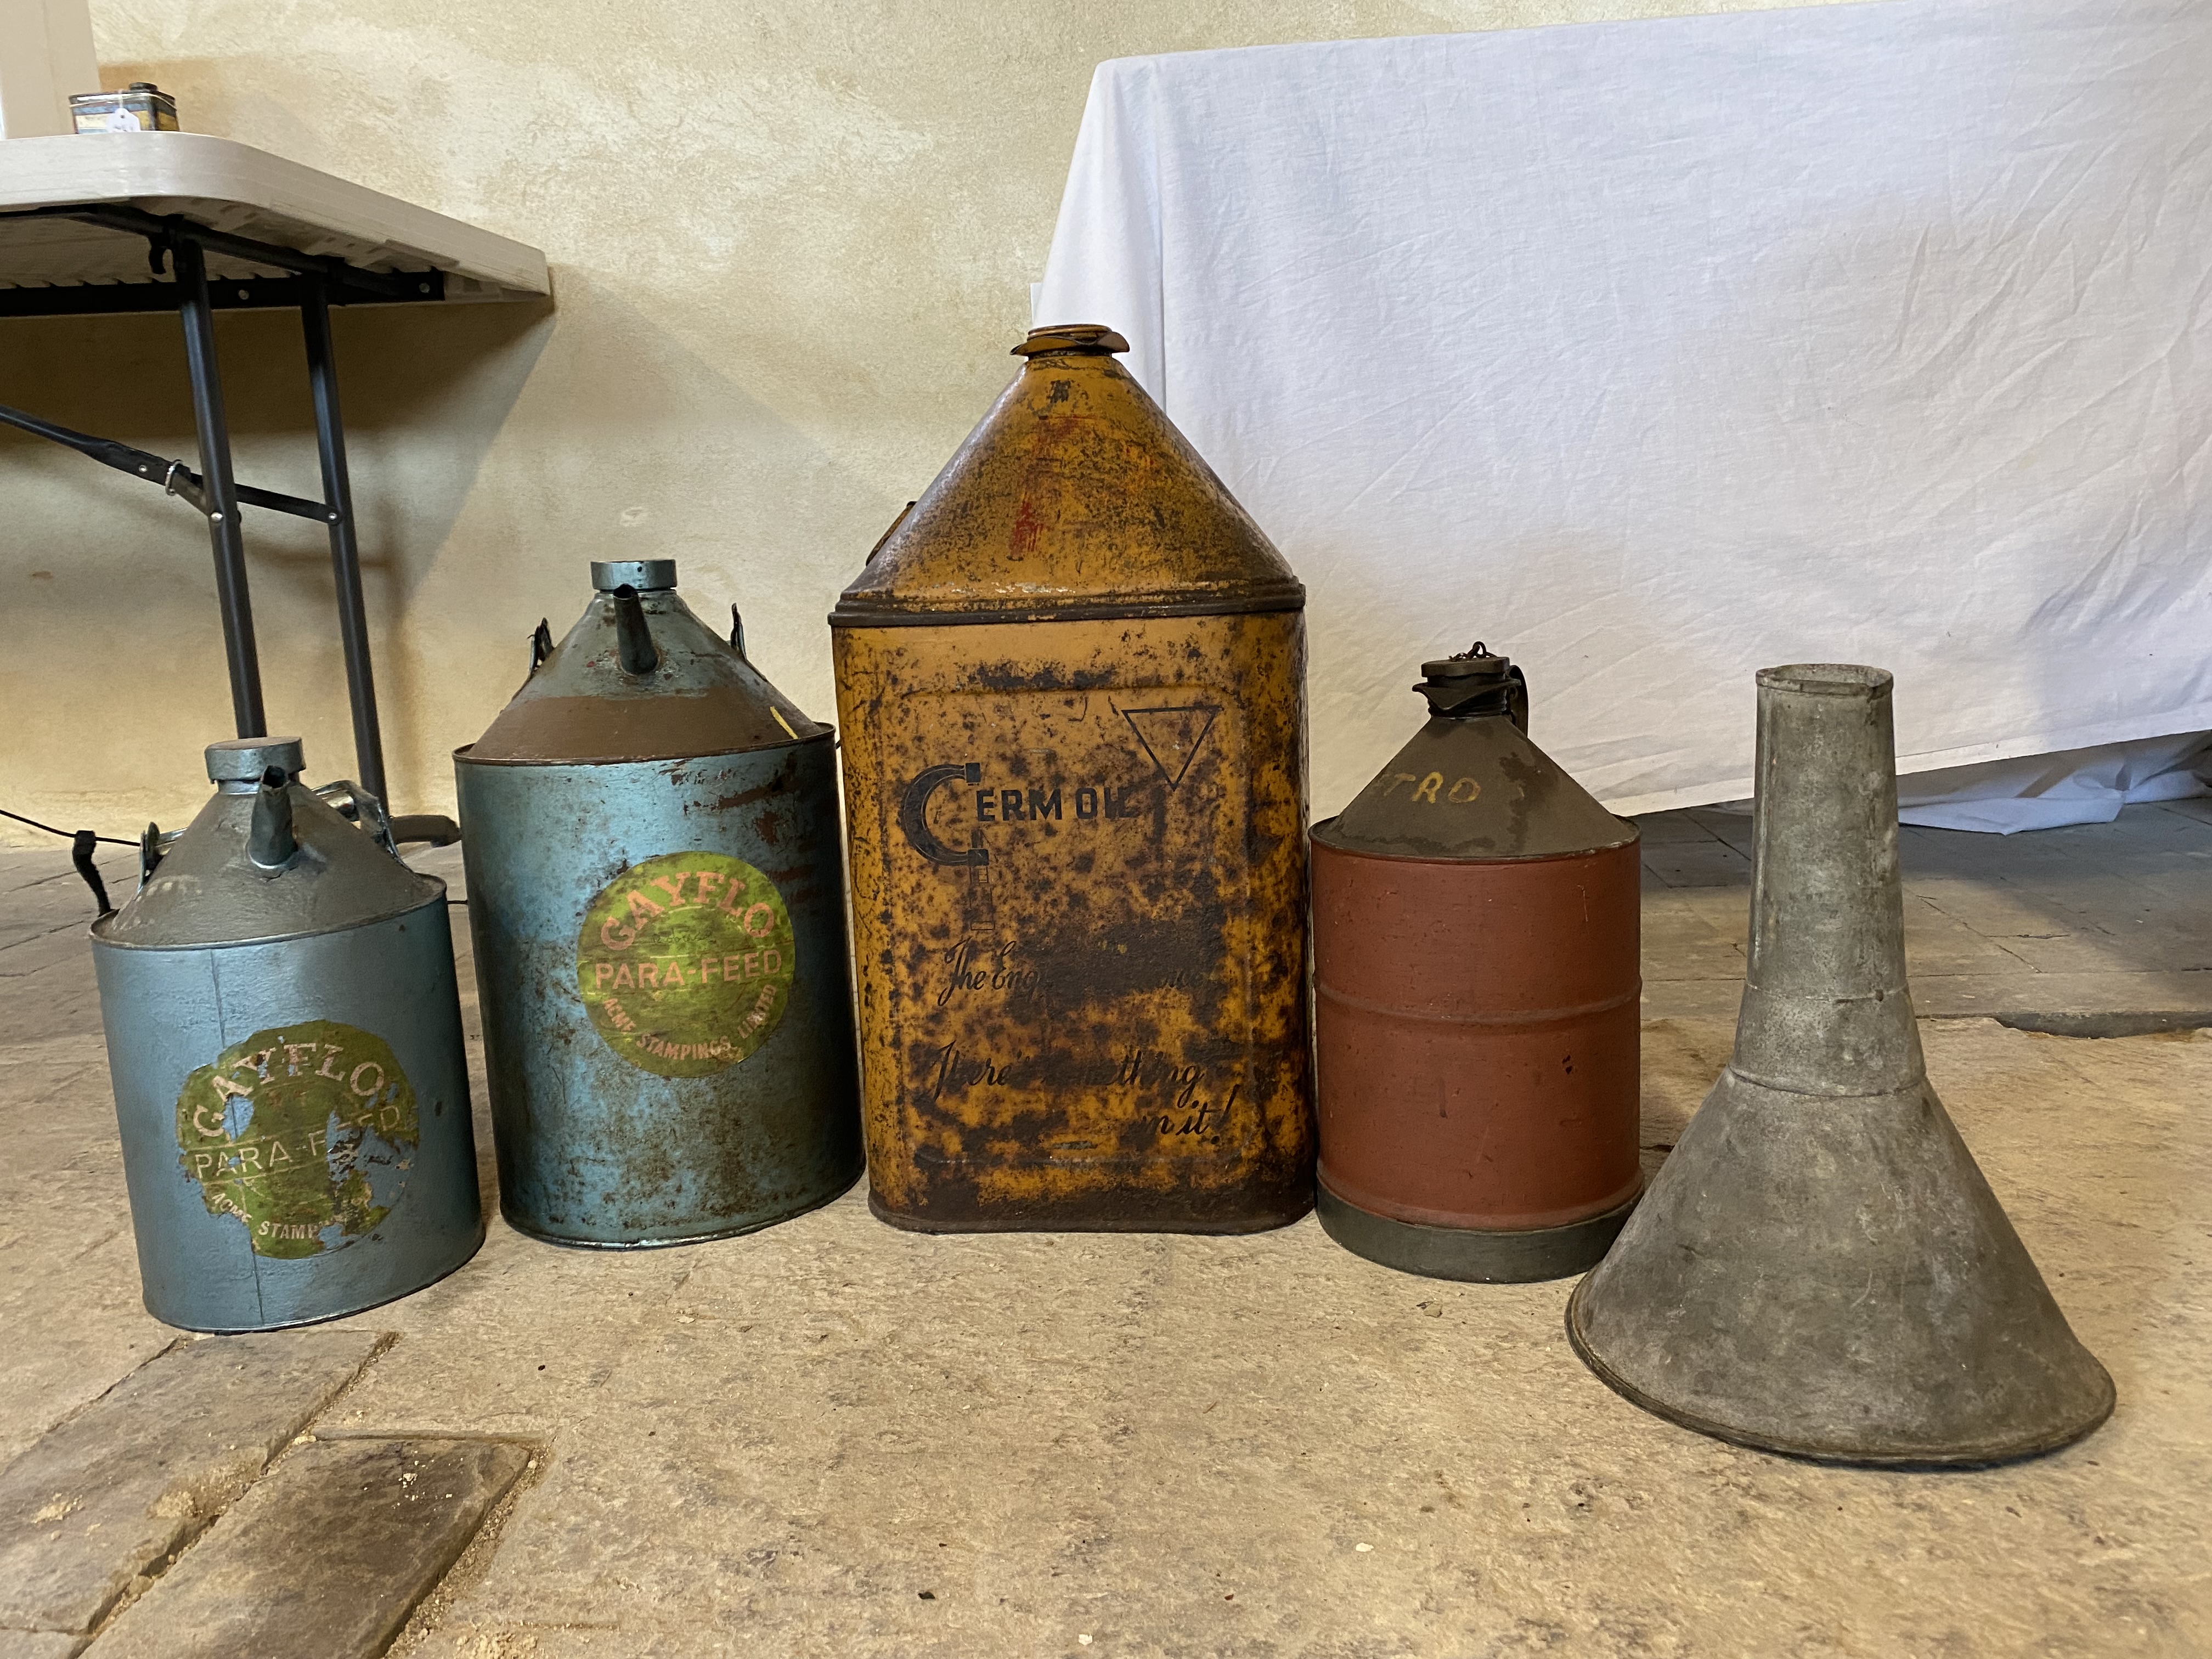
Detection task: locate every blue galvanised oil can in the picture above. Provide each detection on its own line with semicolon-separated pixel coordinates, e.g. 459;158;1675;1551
454;559;863;1246
91;738;483;1331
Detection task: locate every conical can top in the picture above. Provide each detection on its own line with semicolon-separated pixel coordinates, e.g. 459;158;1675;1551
465;559;823;765
94;738;439;949
1567;664;2113;1465
1314;644;1634;862
832;324;1303;625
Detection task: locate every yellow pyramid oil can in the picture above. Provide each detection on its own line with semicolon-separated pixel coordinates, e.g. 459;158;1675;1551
832;325;1313;1232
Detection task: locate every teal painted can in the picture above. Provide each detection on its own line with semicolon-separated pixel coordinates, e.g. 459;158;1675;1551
92;738;483;1331
454;560;863;1246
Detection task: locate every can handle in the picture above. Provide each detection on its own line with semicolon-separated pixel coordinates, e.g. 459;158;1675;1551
865;500;916;564
1508;664;1529;735
139;821;170;887
314;778;398;857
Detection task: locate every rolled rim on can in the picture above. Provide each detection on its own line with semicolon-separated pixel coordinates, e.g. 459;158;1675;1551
1317;1178;1639;1283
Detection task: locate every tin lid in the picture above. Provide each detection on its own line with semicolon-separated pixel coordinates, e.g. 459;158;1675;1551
1313;646;1635;861
461;559;827;765
93;742;442;949
831;325;1304;628
591;559;676;592
205;737;305;785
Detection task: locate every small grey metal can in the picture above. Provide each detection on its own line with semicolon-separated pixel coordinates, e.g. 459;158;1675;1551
454;560;863;1246
69;82;181;133
91;739;483;1333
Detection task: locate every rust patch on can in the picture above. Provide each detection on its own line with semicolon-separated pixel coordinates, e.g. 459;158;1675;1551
836;614;1312;1231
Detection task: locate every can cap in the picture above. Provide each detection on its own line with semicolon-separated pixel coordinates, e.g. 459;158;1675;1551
1420;648;1513;683
591;559;677;592
205;737;304;784
1012;324;1130;357
1418;644;1521;719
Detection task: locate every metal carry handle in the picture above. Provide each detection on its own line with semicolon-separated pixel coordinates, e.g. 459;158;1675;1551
314;778;397;856
317;780;459;850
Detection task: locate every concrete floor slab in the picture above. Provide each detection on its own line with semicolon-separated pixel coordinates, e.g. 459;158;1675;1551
1640;802;2212;1023
0;1331;386;1644
0;809;2205;1657
0;1631;82;1659
88;1438;531;1659
366;1027;2210;1659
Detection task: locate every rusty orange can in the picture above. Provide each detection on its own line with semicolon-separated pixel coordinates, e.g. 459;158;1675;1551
831;325;1313;1232
1311;645;1641;1280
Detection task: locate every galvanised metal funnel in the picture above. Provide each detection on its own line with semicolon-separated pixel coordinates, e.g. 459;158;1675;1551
1566;664;2114;1466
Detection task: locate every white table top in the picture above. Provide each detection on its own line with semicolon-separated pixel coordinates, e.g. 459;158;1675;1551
0;132;548;301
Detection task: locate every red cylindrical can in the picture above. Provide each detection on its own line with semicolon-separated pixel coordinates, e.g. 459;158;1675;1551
1310;646;1641;1280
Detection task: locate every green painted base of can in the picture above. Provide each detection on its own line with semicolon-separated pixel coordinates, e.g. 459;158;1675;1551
1314;1178;1638;1283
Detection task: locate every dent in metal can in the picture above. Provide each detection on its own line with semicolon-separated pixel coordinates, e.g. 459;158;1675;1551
1311;646;1642;1281
832;326;1314;1233
455;560;863;1246
91;738;482;1332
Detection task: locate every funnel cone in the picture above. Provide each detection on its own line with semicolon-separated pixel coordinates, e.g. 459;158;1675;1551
1567;665;2113;1465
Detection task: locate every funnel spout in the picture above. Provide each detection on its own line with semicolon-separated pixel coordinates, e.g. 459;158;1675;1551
1733;664;1923;1096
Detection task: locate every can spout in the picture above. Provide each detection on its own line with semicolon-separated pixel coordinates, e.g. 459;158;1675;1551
1419;642;1528;731
612;585;661;677
247;768;298;872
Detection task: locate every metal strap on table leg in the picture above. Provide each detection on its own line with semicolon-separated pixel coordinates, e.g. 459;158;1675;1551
300;276;387;804
172;236;265;738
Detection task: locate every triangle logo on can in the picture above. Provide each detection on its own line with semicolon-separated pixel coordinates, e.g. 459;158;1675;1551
1120;705;1220;790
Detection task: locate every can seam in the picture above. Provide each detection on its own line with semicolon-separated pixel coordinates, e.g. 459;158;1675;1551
453;727;836;769
89;886;448;951
1310;821;1640;860
1316;981;1641;1026
829;593;1306;628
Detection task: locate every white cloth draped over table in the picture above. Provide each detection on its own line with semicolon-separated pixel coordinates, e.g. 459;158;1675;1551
1032;0;2212;831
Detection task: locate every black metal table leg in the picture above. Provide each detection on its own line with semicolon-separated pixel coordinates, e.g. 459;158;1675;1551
174;236;266;737
300;276;387;803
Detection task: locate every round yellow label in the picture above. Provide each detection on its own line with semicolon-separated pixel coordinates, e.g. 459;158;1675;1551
176;1020;416;1259
577;851;795;1077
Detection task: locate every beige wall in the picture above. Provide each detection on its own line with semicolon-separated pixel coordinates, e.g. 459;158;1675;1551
0;0;1814;842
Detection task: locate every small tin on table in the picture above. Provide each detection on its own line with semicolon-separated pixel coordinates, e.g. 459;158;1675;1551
70;83;180;133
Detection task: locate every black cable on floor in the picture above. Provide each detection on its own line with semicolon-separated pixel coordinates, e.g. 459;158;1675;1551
3;804;132;919
7;804;465;919
1;806;134;847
